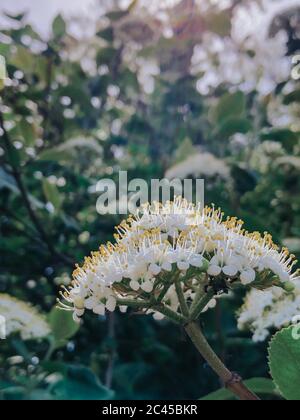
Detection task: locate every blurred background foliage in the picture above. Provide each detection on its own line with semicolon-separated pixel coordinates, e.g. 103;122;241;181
0;0;299;400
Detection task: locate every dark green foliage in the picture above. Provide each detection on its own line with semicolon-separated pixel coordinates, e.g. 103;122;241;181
0;1;299;400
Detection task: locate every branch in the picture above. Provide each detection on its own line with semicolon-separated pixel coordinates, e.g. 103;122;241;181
0;111;74;268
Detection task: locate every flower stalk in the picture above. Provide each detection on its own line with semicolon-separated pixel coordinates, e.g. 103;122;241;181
184;322;260;401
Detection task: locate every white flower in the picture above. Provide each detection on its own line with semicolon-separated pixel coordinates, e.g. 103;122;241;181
0;294;50;340
191;0;298;95
240;270;256;286
59;198;299;324
165;152;230;180
238;279;300;342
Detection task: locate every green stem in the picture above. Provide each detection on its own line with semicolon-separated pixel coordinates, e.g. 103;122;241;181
189;289;215;320
153;304;186;325
157;282;171;302
116;298;152;309
184;322;260;401
116;298;186;324
175;278;190;317
190;282;205;312
45;338;56;361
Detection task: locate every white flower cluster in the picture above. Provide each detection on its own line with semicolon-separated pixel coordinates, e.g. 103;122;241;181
59;198;299;324
165;152;230;180
250;141;285;174
191;0;293;95
238;279;300;342
0;294;50;340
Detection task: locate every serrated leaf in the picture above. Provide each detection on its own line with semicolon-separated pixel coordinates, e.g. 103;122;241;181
200;378;278;400
268;326;300;400
49;308;79;345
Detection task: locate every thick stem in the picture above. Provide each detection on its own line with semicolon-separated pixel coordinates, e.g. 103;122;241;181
185;322;260;401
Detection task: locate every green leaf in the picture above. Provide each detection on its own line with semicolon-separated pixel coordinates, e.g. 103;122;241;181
7;145;21;168
200;378;278;401
173;137;196;164
42;179;62;211
217;117;252;137
0;167;44;209
4;12;26;21
41;361;68;376
10;46;34;73
38;138;103;163
283;89;300;104
18;119;36;146
0;167;17;192
49;307;79;345
52;14;66;39
106;10;128;21
97;27;114;42
211;92;246;124
50;365;114;400
268;326;300;400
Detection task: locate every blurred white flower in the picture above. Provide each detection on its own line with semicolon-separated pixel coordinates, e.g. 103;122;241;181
165;152;230;179
268;96;300;130
191;0;297;95
238;280;300;342
250;141;285;174
136;58;160;94
0;294;50;340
